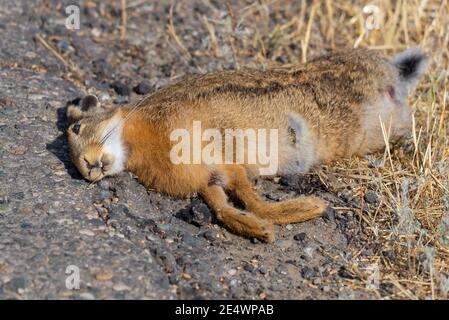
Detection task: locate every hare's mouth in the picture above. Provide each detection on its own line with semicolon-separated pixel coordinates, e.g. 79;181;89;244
81;153;113;182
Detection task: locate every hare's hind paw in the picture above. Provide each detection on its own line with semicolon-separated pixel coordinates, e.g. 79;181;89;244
254;196;327;225
255;218;275;243
200;184;275;242
217;208;275;243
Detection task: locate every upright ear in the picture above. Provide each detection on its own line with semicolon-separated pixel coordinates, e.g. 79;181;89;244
66;95;101;124
392;47;428;92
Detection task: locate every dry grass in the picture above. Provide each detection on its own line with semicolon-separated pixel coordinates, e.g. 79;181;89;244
165;0;449;299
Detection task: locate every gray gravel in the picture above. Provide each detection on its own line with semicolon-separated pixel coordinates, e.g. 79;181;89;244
0;0;375;299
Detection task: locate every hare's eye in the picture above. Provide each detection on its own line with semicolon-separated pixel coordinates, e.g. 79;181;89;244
387;86;396;101
72;122;81;135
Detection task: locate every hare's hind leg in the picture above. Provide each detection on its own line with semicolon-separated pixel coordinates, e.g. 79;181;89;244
200;184;275;242
224;166;326;224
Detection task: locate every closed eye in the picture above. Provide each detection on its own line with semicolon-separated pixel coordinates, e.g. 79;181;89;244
387;86;396;101
72;122;81;135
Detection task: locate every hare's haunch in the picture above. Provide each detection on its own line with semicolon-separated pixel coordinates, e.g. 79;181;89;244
66;48;427;242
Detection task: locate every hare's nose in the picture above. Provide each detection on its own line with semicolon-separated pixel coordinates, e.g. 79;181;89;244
84;157;102;170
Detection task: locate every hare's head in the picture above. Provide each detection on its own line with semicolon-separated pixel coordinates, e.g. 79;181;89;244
66;96;126;182
364;48;428;144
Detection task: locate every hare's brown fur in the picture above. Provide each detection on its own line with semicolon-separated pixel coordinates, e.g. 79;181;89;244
66;48;427;242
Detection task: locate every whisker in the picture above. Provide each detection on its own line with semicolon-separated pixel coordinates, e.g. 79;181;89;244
85;95;153;191
87;172;103;189
99;96;150;146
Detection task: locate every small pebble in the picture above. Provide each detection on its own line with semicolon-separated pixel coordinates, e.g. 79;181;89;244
56;40;74;53
191;203;212;226
79;229;95;237
95;270;113;282
110;81;130;96
79;292;95;300
133;81;153;95
300;266;313;280
304;246;314;258
322;207;336;222
259;266;268;275
98;179;111;191
176;200;212;227
300;254;311;262
274;239;292;248
228;269;237;276
321;285;331;293
364;190;379;204
293;232;306;241
338;266;353;279
168;274;180;285
203;230;218;242
181;233;197;246
20;223;32;229
243;263;255;273
181;273;192;280
98;91;111;104
6;277;27;292
368;159;384;168
250;238;259;244
91;28;101;37
113;283;131;292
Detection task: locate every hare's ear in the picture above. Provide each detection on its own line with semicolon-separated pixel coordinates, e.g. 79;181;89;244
66;95;101;124
392;47;428;91
67;104;83;124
